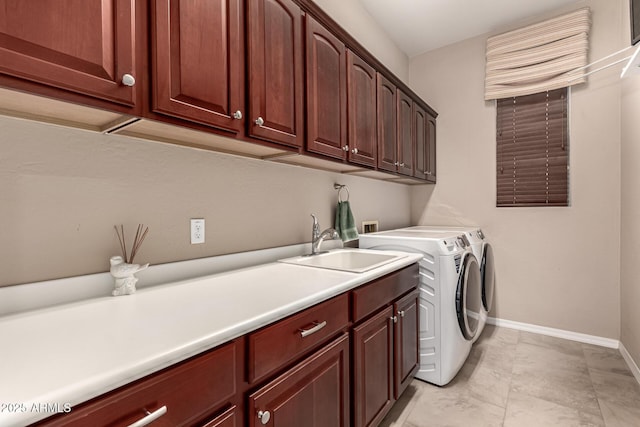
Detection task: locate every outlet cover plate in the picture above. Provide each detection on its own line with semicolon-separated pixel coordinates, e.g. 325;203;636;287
191;218;205;244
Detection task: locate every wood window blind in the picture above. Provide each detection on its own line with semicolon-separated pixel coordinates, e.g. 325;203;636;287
496;88;568;207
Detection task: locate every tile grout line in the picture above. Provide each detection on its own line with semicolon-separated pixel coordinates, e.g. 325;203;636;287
500;328;521;426
582;343;608;425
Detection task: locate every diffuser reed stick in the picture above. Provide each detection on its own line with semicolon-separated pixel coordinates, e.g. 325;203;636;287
114;224;149;264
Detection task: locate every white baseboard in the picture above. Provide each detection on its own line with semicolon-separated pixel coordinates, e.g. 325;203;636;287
487;317;619;349
620;342;640;385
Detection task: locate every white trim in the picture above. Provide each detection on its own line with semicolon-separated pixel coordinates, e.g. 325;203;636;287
487;317;619;348
620;342;640;385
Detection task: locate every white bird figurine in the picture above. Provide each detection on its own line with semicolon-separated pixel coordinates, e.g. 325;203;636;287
110;256;149;296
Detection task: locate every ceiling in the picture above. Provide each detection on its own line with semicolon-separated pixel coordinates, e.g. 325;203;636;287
359;0;582;57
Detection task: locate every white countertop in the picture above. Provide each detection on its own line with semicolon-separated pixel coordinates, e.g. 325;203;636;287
0;250;422;426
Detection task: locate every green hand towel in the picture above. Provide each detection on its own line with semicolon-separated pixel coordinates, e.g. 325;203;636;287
335;201;358;242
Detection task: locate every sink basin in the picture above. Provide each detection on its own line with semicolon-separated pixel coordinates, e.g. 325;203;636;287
278;249;406;273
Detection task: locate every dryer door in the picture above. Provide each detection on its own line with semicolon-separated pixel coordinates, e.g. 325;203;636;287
455;253;482;340
481;242;495;312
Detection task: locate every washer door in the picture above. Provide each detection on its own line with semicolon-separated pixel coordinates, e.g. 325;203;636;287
455;252;482;340
481;242;495;312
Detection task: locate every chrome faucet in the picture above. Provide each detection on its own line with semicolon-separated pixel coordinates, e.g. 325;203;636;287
310;214;340;255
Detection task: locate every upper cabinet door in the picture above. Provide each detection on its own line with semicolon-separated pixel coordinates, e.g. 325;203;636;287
0;0;139;108
305;15;347;160
152;0;244;133
347;51;377;167
247;0;303;147
397;90;414;177
377;73;397;172
413;102;428;180
427;114;437;182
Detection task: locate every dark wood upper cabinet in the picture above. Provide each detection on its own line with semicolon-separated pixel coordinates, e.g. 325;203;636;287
305;15;347;159
427;114;437;182
397;89;414;177
0;0;437;181
347;51;377;167
377;73;397;172
151;0;244;133
247;0;304;147
394;291;419;399
0;0;140;110
413;102;436;182
413;102;428;180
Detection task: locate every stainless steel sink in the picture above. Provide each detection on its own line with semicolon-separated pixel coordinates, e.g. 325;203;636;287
278;249;406;273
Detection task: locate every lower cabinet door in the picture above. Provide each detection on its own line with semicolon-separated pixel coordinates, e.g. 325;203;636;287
353;306;394;427
394;291;420;399
248;333;350;427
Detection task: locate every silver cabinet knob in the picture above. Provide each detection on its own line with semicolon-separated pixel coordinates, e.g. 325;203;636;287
233;110;242;120
121;74;136;87
391;315;398;323
342;145;349;151
394;162;399;166
255;117;264;126
351;148;359;154
426;171;432;175
257;410;271;425
400;162;405;167
399;310;405;318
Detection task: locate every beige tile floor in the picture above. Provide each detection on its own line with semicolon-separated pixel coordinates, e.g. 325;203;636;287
381;325;640;427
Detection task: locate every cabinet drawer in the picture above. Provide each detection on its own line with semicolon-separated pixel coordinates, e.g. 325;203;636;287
37;341;238;427
248;293;349;384
352;263;419;323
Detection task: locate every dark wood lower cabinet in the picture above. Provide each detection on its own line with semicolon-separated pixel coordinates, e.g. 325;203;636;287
394;291;420;399
248;333;350;427
353;306;395;427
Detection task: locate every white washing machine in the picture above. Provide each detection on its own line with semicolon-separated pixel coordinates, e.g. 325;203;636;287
401;226;495;342
359;230;482;386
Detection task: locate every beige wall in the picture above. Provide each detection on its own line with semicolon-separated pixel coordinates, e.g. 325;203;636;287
313;0;409;82
620;47;640;365
0;116;412;287
408;0;624;339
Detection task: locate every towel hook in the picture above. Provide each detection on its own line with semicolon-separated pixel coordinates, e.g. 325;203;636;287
334;183;350;203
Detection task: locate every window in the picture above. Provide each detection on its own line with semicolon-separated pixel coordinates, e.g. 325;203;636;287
496;88;569;207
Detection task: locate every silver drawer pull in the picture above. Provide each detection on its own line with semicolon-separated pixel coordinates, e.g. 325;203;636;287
127;406;167;427
299;321;327;338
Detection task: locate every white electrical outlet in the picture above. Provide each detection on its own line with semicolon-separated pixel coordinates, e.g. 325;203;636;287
190;219;205;244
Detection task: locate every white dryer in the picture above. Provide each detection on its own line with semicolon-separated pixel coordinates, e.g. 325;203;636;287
402;226;495;342
359;230;482;386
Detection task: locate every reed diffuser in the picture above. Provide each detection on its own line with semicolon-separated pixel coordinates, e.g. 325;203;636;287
110;224;150;296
